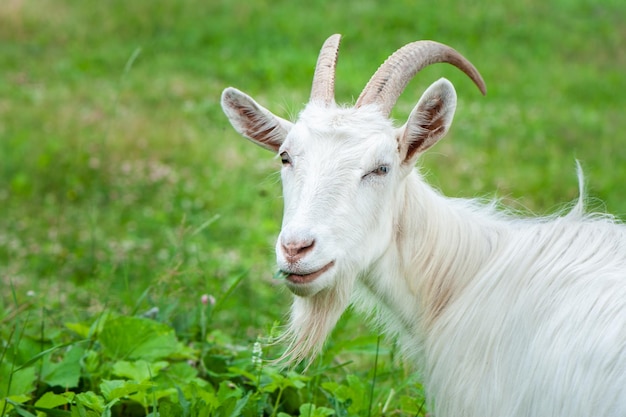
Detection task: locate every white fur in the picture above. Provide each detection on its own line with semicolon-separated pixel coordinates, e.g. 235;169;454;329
222;72;626;416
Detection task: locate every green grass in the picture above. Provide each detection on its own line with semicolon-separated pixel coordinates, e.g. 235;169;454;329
1;0;625;415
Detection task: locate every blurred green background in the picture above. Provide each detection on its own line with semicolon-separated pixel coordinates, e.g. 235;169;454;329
1;0;625;405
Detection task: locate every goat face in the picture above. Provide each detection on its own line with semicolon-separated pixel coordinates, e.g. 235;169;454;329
221;35;483;298
276;104;401;297
222;79;458;297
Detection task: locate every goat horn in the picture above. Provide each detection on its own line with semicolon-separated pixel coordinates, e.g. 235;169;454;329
310;34;342;105
355;40;486;116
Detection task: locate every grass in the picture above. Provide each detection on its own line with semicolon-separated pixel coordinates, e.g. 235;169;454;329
1;0;625;415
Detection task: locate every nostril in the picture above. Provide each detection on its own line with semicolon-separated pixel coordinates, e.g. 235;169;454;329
298;239;315;254
282;239;315;261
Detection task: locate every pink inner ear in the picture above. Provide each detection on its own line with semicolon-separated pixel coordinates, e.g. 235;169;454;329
404;96;446;162
420;97;446;134
240;106;281;147
224;92;285;152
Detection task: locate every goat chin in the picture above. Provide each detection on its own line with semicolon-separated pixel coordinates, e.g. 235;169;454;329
283;262;337;297
279;266;356;365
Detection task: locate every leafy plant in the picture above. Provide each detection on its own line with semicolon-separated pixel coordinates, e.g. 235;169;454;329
1;301;425;416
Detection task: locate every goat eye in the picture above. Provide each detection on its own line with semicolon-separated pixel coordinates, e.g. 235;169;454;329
280;152;292;166
373;165;390;175
362;165;390;180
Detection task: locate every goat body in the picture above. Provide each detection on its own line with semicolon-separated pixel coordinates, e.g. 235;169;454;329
361;174;626;416
221;34;626;416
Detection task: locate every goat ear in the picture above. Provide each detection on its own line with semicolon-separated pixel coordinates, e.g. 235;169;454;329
398;78;457;165
221;87;293;152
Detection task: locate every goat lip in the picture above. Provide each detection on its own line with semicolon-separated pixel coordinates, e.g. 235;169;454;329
284;261;335;284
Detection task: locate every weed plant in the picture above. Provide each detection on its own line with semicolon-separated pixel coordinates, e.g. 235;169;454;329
1;0;625;415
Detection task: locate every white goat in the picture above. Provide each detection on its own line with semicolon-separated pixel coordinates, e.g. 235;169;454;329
221;34;626;417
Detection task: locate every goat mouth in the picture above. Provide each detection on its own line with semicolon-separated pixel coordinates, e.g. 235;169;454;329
284;261;335;284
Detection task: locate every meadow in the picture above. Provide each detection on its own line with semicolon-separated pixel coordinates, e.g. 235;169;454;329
1;0;625;415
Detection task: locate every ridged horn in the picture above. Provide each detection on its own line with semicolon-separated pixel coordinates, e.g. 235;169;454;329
355;40;486;116
310;34;342;105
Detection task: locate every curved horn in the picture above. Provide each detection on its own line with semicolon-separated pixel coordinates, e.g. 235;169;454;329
355;40;486;116
310;34;342;105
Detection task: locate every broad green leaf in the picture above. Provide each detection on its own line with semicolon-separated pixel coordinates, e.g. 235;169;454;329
224;391;251;417
226;366;258;384
216;380;243;404
261;368;308;393
82;350;100;375
41;345;85;388
112;359;169;381
34;391;75;409
75;392;105;414
180;381;216;405
163;361;207;387
99;379;152;402
0;395;31;415
88;311;116;338
64;322;91;339
299;403;335;417
5;395;31;404
98;316;179;360
128;387;177;408
166;362;197;381
70;402;100;417
0;364;36;396
322;376;368;414
158;399;185;417
13;341;78;373
285;371;308;390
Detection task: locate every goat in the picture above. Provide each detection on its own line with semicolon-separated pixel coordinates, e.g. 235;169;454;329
221;34;626;417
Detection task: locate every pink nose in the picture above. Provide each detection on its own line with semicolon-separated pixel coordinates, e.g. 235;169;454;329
281;238;315;263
